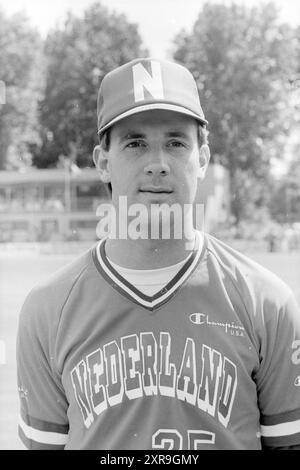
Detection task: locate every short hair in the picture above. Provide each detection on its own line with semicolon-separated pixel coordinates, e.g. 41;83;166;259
98;121;209;197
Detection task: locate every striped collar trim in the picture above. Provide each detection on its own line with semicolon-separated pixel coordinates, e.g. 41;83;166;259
92;231;206;311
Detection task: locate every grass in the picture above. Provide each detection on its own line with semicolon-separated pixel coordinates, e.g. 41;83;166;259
0;248;300;449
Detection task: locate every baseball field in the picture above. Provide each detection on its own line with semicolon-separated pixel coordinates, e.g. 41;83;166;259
1;247;300;449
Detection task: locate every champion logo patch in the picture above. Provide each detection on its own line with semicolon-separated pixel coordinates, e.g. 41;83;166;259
189;313;206;325
189;313;245;337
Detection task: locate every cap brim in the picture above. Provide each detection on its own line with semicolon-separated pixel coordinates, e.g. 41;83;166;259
98;103;208;135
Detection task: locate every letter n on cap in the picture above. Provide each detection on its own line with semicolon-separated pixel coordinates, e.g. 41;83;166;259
132;61;164;102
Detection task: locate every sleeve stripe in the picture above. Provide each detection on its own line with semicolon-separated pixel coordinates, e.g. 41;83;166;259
261;432;300;448
18;426;65;450
261;409;300;426
19;415;68;446
20;408;69;434
260;419;300;437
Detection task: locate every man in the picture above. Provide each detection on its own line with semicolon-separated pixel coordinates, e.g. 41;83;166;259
17;58;300;450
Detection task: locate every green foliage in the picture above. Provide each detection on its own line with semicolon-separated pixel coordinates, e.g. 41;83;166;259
31;2;146;169
0;9;42;169
173;2;299;224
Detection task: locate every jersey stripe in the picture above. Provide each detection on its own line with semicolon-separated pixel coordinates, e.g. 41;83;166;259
260;408;300;426
21;408;69;434
92;231;206;311
98;235;200;302
18;425;66;450
261;432;300;448
260;419;300;437
19;415;69;446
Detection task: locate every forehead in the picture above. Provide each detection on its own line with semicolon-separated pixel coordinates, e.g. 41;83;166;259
110;109;198;140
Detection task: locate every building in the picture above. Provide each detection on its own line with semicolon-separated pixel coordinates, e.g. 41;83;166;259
0;168;107;242
0;165;229;242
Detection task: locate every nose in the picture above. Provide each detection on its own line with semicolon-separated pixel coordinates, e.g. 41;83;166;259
143;151;170;177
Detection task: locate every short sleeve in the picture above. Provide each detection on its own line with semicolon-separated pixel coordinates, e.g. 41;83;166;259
16;290;69;449
255;292;300;448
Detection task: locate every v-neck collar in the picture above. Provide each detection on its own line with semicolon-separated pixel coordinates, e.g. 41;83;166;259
92;231;207;311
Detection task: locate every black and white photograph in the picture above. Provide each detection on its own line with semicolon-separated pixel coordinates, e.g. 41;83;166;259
0;0;300;452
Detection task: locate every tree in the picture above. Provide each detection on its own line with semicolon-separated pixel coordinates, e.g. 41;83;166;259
173;2;299;225
31;2;146;169
271;148;300;224
290;25;300;119
0;9;42;169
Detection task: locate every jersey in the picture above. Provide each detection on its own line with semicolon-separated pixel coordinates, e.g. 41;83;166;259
108;252;193;295
16;232;300;450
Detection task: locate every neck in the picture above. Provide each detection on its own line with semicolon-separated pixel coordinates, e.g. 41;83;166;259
105;232;198;270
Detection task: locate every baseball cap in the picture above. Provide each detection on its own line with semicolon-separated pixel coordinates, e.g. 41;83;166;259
97;58;208;136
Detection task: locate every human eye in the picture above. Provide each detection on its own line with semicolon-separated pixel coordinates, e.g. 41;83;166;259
126;140;146;149
167;139;187;149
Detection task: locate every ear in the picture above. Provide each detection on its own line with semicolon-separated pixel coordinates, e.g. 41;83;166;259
197;144;211;181
93;145;111;183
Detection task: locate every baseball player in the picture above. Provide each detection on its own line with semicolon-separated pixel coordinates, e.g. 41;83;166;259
17;58;300;450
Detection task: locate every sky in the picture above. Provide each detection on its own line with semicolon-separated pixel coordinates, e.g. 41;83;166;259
0;0;299;58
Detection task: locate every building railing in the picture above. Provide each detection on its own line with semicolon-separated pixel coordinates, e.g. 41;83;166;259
0;197;105;214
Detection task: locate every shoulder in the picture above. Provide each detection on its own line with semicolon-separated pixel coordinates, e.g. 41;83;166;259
19;244;97;329
204;233;294;310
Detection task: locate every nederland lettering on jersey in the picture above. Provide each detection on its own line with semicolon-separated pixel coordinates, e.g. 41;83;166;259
70;333;237;430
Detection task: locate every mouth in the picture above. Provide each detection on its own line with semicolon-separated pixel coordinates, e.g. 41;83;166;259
139;187;173;194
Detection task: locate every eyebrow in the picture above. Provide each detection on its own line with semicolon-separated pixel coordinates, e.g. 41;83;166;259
165;131;190;139
118;130;190;142
119;132;146;142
